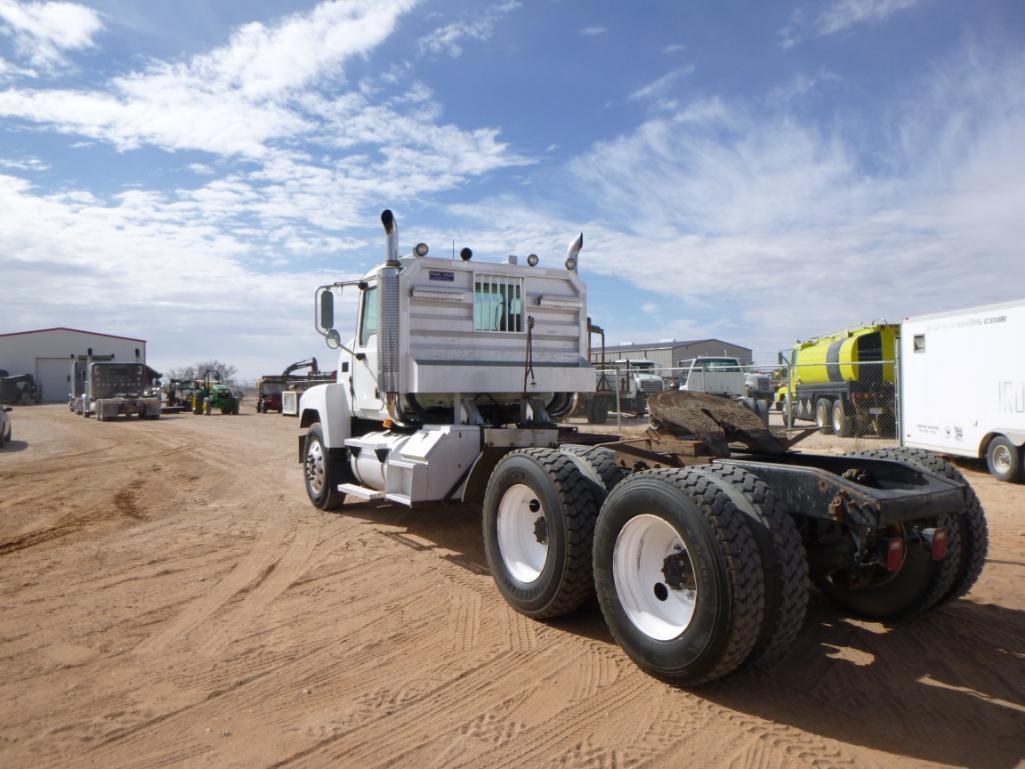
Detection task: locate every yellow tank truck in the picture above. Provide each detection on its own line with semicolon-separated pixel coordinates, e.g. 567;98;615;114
780;323;899;437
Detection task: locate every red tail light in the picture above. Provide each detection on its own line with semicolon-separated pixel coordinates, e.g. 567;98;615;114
931;529;949;560
886;538;905;572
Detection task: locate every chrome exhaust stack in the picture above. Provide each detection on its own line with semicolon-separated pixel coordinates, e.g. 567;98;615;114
381;209;400;267
565;232;583;272
378;210;402;413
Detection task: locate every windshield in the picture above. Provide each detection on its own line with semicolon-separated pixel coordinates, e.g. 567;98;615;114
261;382;284;395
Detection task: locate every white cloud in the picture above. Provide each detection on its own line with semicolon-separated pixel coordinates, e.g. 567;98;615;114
663;43;686;55
187;162;215;175
446;48;1025;360
0;0;418;156
418;1;520;58
0;0;103;69
781;0;919;48
0;0;529;216
579;26;606;37
0;171;363;377
628;66;695;103
0;155;48;171
0;52;35;79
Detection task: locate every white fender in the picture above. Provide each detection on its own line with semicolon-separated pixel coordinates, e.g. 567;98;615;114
298;383;352;449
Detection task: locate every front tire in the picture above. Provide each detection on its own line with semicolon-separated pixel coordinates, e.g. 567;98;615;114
985;436;1024;483
303;423;346;511
483;448;605;619
593;469;765;686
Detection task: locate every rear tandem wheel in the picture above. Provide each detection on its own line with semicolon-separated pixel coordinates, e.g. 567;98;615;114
592;468;766;686
483;448;607;619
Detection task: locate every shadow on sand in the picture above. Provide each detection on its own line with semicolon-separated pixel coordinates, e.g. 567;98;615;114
337;498;1025;768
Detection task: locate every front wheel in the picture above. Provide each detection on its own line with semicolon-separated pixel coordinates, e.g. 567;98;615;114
303;423;346;510
593;469;765;686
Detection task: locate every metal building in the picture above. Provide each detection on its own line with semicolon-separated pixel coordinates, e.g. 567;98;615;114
592;338;753;369
0;327;147;403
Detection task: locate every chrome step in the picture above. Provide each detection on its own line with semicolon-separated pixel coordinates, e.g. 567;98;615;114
338;483;384;500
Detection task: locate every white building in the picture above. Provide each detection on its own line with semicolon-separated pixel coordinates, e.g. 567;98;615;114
0;327;147;402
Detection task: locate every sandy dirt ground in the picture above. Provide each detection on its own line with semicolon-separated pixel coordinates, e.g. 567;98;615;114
1;405;1023;769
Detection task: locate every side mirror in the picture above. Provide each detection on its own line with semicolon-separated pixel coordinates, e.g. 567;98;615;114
325;329;341;349
317;288;335;333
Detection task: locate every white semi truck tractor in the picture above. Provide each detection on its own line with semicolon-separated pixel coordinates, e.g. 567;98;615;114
297;210;987;686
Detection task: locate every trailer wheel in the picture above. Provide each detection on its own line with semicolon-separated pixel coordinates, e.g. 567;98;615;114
483;448;605;619
593;469;765;686
985;436;1024;483
832;400;854;437
690;464;808;667
815;399;833;434
848;448;988;603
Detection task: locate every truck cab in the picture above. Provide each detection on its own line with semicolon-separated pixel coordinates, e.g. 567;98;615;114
298;210;594;509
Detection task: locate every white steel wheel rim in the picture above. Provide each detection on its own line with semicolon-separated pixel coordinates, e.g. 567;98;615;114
496;484;549;584
305;440;325;494
992;444;1012;474
613;514;698;641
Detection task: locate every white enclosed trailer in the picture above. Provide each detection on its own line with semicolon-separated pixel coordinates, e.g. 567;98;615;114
901;299;1025;482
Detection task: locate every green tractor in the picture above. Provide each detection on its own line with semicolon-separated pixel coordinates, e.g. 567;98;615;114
190;372;240;415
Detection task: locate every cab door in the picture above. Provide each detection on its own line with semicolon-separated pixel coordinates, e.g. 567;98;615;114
352;282;385;416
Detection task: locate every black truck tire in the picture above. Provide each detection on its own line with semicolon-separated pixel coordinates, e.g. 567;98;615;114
586;398;610;424
689;464;809;666
559;445;628;494
849;447;988;602
303;422;346;511
985;436;1024;483
483;448;605;619
754;399;770;425
592;468;765;686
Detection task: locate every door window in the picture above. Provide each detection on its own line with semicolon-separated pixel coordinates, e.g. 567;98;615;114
359;286;379;346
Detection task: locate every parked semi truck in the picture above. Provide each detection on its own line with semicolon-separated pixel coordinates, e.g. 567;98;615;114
74;361;161;420
295;209;987;686
901;299;1025;482
608;359;664;415
780;323;898;437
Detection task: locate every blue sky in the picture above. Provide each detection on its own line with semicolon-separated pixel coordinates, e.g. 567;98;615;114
2;0;1024;379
